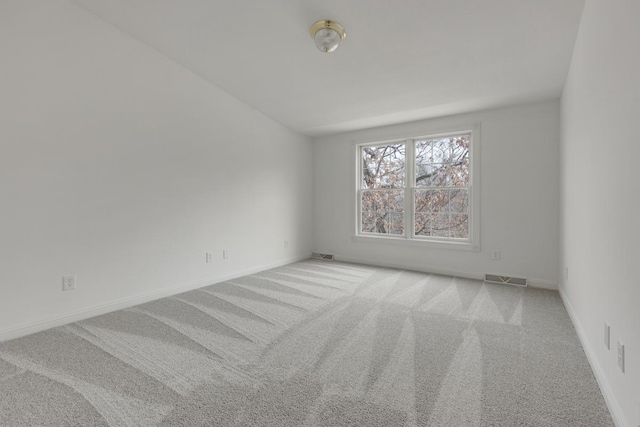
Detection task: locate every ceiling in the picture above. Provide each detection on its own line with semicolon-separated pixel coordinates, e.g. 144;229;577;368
74;0;585;137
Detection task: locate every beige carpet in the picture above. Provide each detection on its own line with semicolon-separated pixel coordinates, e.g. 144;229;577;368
0;260;613;426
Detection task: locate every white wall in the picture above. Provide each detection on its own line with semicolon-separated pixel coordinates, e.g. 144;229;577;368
560;1;640;425
0;0;313;338
314;101;560;288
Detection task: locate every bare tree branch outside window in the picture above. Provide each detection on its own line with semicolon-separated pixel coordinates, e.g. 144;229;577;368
361;144;405;235
414;136;470;238
360;135;470;239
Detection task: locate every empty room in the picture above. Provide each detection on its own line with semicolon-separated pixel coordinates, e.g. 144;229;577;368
1;0;638;426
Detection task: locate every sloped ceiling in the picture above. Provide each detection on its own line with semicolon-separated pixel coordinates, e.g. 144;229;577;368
74;0;585;136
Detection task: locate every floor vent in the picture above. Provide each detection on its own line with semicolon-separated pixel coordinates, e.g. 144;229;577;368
485;274;527;287
311;253;334;261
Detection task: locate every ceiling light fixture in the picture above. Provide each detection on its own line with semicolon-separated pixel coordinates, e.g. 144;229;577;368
310;20;346;53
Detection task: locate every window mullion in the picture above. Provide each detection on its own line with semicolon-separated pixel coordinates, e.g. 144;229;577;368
357;189;362;235
405;139;414;239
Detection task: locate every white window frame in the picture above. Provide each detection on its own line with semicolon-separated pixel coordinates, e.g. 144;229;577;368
354;124;480;251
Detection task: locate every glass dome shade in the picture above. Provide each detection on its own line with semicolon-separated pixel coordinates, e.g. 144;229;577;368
310;20;346;53
314;28;341;53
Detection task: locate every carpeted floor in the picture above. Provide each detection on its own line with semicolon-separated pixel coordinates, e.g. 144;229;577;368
0;260;613;426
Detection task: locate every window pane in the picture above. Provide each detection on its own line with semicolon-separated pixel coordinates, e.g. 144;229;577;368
361;189;404;235
415;189;448;212
415;163;442;187
416;163;469;187
389;190;404;213
373;216;389;234
450;214;469;238
440;163;469;187
415;212;453;237
361;209;390;234
361;190;385;213
432;213;451;237
415;190;428;212
361;144;405;189
431;136;469;165
415;140;432;163
361;211;376;233
431;139;452;164
415;135;469;188
448;189;468;213
389;212;404;235
415;212;434;236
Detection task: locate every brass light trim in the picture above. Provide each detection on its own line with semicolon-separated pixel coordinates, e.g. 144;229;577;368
310;20;346;53
309;20;346;41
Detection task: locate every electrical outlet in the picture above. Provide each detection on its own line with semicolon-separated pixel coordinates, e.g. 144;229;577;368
490;249;501;260
604;323;610;350
284;240;289;249
617;341;625;373
223;249;229;260
205;252;213;263
62;275;76;291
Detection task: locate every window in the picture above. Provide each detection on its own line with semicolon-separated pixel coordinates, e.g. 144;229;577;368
361;143;405;235
356;127;479;250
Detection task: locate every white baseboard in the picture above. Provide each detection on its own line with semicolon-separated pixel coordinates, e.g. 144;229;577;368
526;278;558;290
335;255;484;280
334;255;558;290
559;287;626;427
0;254;311;343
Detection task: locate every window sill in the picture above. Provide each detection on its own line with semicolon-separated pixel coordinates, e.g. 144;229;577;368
353;234;479;252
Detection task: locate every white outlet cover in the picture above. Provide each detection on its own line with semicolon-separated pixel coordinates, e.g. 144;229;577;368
62;275;76;291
